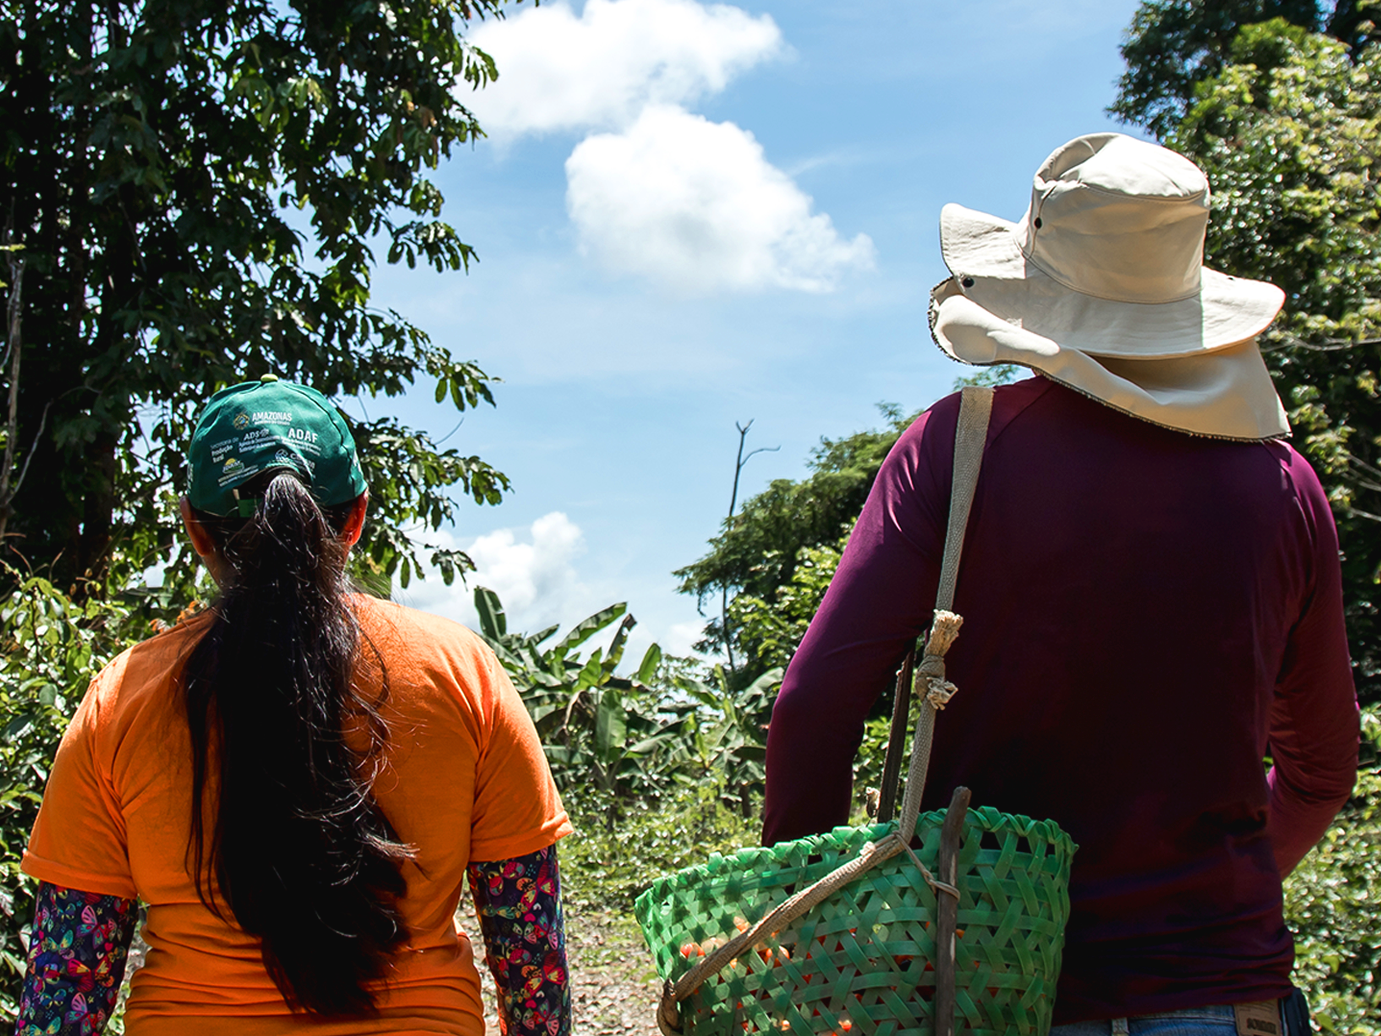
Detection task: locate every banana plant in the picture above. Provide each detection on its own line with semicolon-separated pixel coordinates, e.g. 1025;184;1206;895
670;666;783;816
472;587;683;808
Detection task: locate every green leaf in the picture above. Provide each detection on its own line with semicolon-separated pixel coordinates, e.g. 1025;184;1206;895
572;650;604;693
604;614;636;672
552;603;626;661
526;624;560;648
473;586;507;639
628;730;675;754
594;689;627;756
636;643;662;684
2;714;35;743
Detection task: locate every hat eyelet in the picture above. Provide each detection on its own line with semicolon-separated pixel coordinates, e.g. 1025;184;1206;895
1033;217;1042;229
961;277;975;288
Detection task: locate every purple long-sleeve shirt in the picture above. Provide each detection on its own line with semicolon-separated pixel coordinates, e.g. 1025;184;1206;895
763;376;1358;1023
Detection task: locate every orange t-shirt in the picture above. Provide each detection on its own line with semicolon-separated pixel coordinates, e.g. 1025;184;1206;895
22;595;572;1036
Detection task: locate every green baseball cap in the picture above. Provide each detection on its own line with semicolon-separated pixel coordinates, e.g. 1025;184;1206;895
187;375;366;518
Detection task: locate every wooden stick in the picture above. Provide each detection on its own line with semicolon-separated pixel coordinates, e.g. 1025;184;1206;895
935;786;971;1036
876;648;915;822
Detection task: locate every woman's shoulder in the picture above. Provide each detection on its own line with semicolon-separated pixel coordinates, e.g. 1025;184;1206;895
70;606;214;743
351;594;493;664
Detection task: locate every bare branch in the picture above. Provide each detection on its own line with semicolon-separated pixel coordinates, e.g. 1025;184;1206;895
1262;331;1381;353
721;420;780;673
1346;453;1381;481
9;399;52;501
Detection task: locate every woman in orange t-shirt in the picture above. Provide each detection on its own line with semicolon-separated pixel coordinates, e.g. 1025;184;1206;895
16;377;573;1036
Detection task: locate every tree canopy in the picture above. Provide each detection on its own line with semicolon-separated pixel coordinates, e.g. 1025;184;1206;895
1160;18;1381;706
1110;0;1378;137
0;0;514;597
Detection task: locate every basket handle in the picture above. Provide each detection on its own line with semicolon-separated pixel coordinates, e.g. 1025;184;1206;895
656;388;994;1035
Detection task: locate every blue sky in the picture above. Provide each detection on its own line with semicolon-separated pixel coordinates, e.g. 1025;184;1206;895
365;0;1147;663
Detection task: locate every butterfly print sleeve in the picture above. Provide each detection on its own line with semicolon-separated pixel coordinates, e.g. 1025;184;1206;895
14;881;137;1036
467;843;571;1036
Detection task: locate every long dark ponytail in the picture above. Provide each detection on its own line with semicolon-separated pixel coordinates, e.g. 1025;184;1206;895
182;471;411;1015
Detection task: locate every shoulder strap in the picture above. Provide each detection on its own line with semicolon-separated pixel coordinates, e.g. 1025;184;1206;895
878;386;993;828
936;386;993;611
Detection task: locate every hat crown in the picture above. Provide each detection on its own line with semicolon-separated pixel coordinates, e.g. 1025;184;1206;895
1021;133;1210;305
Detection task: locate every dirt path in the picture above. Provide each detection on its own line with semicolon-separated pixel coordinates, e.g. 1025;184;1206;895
456;894;662;1036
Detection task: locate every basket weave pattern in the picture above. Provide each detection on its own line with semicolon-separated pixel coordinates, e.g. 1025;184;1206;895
635;806;1074;1036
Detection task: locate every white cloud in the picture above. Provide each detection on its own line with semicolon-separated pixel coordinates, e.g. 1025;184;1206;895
565;105;876;293
460;0;869;295
394;512;706;667
666;619;708;657
465;0;783;137
396;512;588;633
463;511;587;627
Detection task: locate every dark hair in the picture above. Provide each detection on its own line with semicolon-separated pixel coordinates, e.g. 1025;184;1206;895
181;471;411;1015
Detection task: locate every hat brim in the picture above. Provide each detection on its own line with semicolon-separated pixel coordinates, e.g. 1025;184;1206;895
939;204;1285;359
931;282;1289;441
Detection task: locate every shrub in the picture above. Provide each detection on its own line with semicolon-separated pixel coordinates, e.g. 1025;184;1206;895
558;784;759;917
1283;707;1381;1033
0;574;139;1021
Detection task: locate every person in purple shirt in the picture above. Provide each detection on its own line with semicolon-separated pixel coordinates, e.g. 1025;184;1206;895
763;134;1359;1035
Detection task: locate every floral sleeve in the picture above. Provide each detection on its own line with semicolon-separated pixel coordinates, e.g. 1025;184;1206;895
467;844;571;1036
14;881;137;1036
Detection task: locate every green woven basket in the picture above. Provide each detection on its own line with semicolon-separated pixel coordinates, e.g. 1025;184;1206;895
634;806;1075;1036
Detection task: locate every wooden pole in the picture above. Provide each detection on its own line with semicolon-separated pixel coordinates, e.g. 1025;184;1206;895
936;785;971;1036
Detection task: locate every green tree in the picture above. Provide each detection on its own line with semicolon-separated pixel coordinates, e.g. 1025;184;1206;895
472;586;782;822
725;538;846;675
1160;19;1381;706
679;371;1020;684
675;405;918;684
1109;0;1376;138
0;0;514;598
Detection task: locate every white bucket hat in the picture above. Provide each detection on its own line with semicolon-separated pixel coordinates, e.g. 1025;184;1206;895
930;132;1290;440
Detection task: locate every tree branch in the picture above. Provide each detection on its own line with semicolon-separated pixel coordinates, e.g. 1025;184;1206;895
721;421;780;673
9;399;52;504
1263;331;1381;353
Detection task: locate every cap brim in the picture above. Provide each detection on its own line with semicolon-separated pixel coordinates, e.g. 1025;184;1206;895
939;203;1285;359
